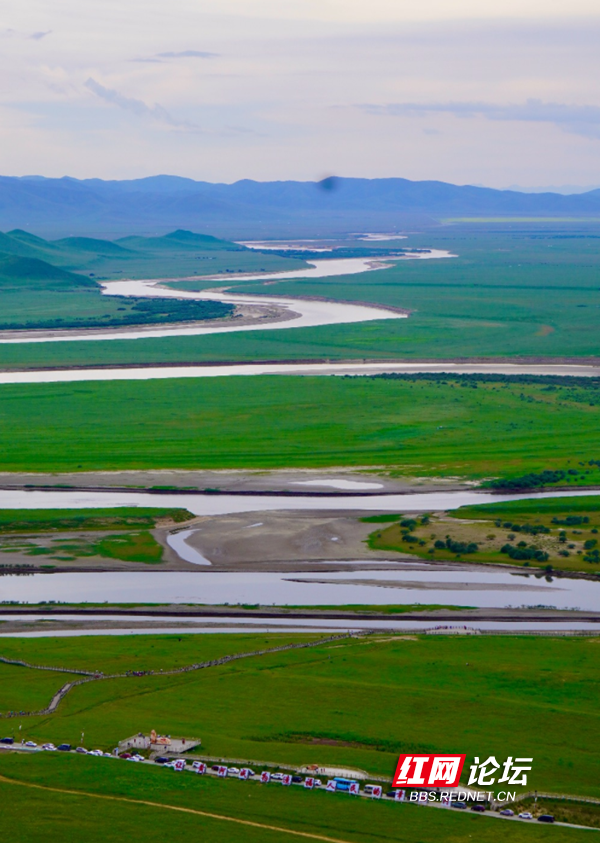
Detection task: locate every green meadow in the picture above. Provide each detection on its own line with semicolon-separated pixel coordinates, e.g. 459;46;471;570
0;374;598;478
0;634;598;798
1;225;600;368
0;229;306;331
367;496;600;572
0;508;193;533
0;508;195;566
0;752;591;843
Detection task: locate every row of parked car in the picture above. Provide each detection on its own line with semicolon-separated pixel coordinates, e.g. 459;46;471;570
450;802;554;822
0;738;555;823
0;738;115;756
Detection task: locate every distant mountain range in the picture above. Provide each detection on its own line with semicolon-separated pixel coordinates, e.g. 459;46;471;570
2;175;600;238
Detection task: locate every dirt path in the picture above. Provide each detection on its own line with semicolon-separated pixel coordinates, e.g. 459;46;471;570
0;773;356;843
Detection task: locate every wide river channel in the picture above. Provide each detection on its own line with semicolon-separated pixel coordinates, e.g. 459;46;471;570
0;488;599;626
0;251;455;345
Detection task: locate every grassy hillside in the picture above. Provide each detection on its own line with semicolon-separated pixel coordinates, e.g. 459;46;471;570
0;254;94;289
1;634;598;796
0;228;308;279
0;228;309;331
0;374;598;477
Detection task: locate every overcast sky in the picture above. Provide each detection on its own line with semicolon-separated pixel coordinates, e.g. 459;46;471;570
2;0;600;187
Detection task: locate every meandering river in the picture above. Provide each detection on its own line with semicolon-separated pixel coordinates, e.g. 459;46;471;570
0;252;456;345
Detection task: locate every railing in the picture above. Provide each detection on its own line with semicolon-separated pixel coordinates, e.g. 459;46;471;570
495;790;600;807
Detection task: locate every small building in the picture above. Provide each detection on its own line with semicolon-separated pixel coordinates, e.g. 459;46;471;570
300;764;369;780
119;731;201;755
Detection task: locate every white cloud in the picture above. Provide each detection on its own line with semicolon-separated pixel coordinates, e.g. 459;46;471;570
84;78;200;131
156;50;219;58
2;1;600;183
361;99;600;140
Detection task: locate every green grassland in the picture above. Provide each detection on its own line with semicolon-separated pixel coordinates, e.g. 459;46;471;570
229;227;600;361
0;374;598;479
0;530;165;565
367;502;600;572
1;753;590;843
0;663;74;712
453;497;600;519
515;797;600;828
0;255;234;331
2;225;600;369
0;229;310;331
0;508;193;533
0;229;308;282
0;633;324;675
0;634;598;798
0;508;193;566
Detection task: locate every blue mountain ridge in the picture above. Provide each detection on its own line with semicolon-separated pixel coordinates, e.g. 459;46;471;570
2;175;600;238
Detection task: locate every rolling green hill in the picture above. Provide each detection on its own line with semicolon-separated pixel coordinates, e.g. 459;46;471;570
0;228;303;330
0;254;95;288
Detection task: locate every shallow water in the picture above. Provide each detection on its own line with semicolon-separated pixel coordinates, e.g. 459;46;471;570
0;487;596;517
166;529;211;566
291;479;384;490
2;619;599;637
0;567;597;611
0;488;597;609
1;361;598;386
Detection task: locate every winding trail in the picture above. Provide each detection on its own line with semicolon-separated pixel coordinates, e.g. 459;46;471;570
0;632;355;718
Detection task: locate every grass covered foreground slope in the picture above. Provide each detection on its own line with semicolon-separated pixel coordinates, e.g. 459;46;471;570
2;755;592;843
367;496;600;572
1;634;599;797
0;373;598;479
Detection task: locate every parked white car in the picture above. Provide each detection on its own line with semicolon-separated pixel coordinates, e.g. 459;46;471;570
519;812;533;820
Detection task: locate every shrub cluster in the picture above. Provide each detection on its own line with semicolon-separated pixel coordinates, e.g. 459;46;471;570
500;544;549;561
434;538;479;554
488;470;567;490
495;520;550;535
551;516;590;526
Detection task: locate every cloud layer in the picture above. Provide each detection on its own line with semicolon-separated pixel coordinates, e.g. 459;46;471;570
84;78;199;131
362;99;600;140
2;2;600;184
